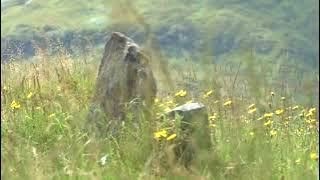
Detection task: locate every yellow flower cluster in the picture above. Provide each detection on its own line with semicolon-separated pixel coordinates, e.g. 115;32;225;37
275;109;284;115
154;98;159;104
209;113;217;121
209;113;218;128
248;108;257;114
247;104;256;114
175;90;187;97
10;100;21;110
264;119;273;127
310;152;318;161
248;104;255;109
153;129;177;141
270;129;277;137
27;92;33;99
154;97;177;113
154;129;167;139
203;90;213;98
292;105;299;110
264;112;273;118
223;100;232;106
48;113;56;118
306;108;316;117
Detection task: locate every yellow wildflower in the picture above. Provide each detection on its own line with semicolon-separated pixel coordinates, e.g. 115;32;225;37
275;109;284;115
270;129;277;137
306;112;314;118
35;107;41;110
175;90;187;97
257;116;264;121
223;100;232;106
154;129;168;139
249;132;254;136
310;152;318;161
264;120;273;126
292;105;299;110
306;119;316;124
248;108;257;114
248;104;255;109
203;90;213;98
166;100;174;106
48;113;56;118
27;92;33;99
154;98;159;103
209;113;217;120
10;100;21;110
210;124;217;128
156;112;162;118
284;116;292;122
264;112;273;118
164;107;171;112
166;134;177;141
305;113;312;117
309;108;316;114
295;128;303;136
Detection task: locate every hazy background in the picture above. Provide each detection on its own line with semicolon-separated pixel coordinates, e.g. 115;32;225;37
1;0;319;68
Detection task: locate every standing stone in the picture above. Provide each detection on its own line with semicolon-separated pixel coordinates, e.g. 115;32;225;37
86;32;157;137
166;102;212;168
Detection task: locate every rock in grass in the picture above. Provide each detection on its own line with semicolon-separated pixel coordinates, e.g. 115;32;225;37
166;102;212;168
86;32;157;137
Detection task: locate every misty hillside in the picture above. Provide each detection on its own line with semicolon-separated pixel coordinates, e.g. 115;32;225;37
1;0;319;69
1;1;319;179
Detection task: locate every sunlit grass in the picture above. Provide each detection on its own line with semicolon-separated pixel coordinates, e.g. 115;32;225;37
1;49;319;179
1;0;319;179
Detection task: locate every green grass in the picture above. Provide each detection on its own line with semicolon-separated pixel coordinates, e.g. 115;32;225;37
1;1;318;179
1;48;319;179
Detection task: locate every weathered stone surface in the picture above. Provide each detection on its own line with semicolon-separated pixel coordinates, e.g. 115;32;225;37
86;32;157;136
166;102;211;168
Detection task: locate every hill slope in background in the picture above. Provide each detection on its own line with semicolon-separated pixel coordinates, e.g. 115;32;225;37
1;0;319;70
1;2;319;179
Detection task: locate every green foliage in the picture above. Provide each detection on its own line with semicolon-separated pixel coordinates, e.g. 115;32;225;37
1;0;318;179
1;50;319;179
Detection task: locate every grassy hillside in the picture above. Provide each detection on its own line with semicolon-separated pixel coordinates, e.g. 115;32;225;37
1;0;319;179
1;0;318;68
1;50;319;179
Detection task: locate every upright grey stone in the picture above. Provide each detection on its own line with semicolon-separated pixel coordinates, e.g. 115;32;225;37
86;32;157;137
166;102;212;168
